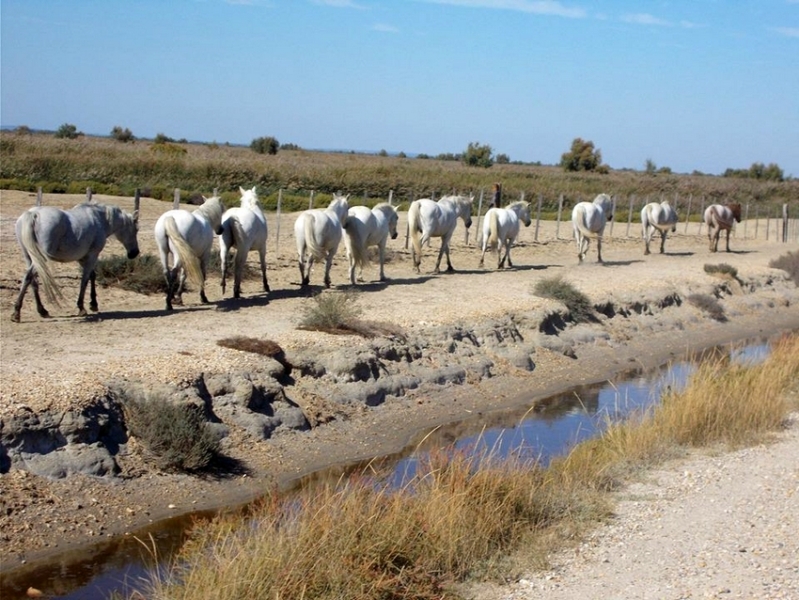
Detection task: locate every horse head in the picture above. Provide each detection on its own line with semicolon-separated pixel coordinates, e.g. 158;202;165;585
329;193;350;224
202;195;226;235
384;204;399;239
594;193;614;221
238;186;259;209
458;195;473;229
728;202;742;223
107;205;140;259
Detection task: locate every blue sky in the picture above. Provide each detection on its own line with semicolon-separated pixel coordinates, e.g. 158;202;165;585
2;0;797;176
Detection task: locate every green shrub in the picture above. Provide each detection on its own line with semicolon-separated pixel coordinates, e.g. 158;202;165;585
560;137;602;172
703;263;738;279
110;125;135;143
54;123;81;139
461;141;493;168
533;276;595;323
250;136;279;155
123;394;219;472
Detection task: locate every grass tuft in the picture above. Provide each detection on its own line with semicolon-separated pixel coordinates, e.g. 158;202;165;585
769;250;799;286
95;253;167;295
703;263;738;279
298;290;363;334
122;392;220;472
687;293;726;321
532;276;595;323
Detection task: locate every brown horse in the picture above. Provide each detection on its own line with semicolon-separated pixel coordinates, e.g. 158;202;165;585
703;203;742;252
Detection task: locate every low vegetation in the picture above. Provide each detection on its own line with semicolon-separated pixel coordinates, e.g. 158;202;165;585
687;293;727;321
770;250;799;286
703;263;738;279
136;334;799;599
122;392;220;472
94;254;166;295
297;289;364;333
532;276;595;323
2;132;796;212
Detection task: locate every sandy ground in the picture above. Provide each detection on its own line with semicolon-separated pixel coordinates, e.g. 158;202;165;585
1;189;798;596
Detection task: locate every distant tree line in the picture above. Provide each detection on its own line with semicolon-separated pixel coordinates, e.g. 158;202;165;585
21;124;790;179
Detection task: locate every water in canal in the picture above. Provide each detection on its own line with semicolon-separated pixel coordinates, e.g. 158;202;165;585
0;339;774;599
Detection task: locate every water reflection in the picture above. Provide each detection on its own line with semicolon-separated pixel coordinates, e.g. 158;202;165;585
0;336;778;599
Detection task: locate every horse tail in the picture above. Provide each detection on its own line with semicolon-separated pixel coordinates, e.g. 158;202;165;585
344;218;368;269
164;216;203;286
303;212;325;260
573;204;596;239
17;210;63;306
488;209;499;247
408;200;423;264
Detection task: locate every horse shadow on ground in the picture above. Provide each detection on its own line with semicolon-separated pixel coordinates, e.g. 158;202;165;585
82;305;210;322
716;249;755;256
663;251;695;257
202;453;252;480
498;263;562;272
214;292;273;312
598;259;645;267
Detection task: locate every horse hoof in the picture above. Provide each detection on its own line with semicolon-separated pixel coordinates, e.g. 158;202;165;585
78;309;88;317
90;304;99;312
10;312;20;323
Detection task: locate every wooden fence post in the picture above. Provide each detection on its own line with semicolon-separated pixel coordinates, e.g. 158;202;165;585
475;189;485;245
555;194;564;240
609;196;617;237
134;188;141;215
683;195;693;233
86;187;93;203
743;203;749;239
36;187;43;207
275;189;283;255
173;188;180;209
754;206;759;240
626;195;635;237
534;193;543;242
388;190;394;206
782;204;789;243
698;197;705;235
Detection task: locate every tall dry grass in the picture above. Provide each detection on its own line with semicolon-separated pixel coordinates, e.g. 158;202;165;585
3;132;797;212
138;334;799;600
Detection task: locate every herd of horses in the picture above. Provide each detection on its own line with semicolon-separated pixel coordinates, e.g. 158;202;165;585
9;187;743;322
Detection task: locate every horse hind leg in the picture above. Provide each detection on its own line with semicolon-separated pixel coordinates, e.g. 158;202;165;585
259;248;269;293
199;260;209;304
596;237;604;263
88;270;99;312
11;266;47;322
323;253;334;288
659;230;667;254
725;229;732;252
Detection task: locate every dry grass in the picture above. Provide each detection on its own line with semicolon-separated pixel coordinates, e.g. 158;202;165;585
770;250;799;286
3;131;797;212
138;334;799;599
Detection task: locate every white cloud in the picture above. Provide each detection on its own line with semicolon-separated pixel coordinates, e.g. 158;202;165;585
773;26;799;37
416;0;587;19
373;23;399;32
621;13;672;27
311;0;368;7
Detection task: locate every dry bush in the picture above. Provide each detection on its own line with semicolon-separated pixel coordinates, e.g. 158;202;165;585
532;276;595;323
687;293;726;321
769;250;799;286
94;253;167;295
122;394;219;472
217;336;284;357
703;263;738;279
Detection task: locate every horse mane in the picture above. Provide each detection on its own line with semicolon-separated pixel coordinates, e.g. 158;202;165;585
195;196;225;230
372;201;395;212
506;200;528;211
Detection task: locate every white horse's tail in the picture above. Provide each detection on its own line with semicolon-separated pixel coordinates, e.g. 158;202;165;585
573;204;599;239
18;210;63;305
303;212;325;260
344;219;369;270
408;200;423;265
487;209;500;247
164;216;203;286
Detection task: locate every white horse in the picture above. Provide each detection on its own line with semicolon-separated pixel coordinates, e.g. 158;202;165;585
12;201;140;322
343;202;399;284
479;200;532;269
572;193;614;263
704;202;742;253
294;193;350;288
641;200;679;255
219;186;269;299
154;195;225;310
408;195;473;274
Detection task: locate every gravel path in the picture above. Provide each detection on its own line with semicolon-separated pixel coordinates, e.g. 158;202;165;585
472;415;799;600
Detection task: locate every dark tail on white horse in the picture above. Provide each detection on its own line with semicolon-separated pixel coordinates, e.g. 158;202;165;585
17;210;63;305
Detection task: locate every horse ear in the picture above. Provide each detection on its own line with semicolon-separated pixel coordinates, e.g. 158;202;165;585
239;186;246;195
251;186;257;194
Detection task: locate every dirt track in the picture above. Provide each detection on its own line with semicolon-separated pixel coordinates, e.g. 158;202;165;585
1;189;798;595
